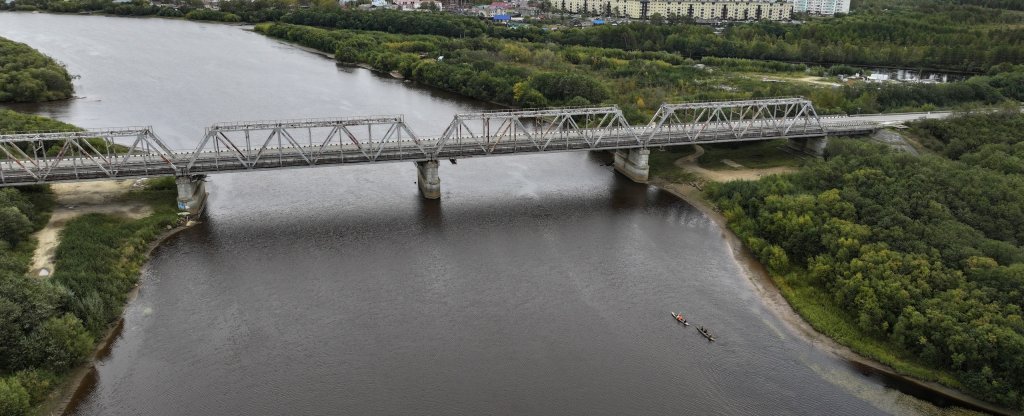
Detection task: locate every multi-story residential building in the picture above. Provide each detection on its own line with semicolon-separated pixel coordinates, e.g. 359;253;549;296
551;0;792;21
790;0;848;15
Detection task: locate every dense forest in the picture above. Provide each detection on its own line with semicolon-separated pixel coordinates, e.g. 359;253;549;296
0;37;74;103
277;3;1024;72
256;23;1023;122
0;111;179;416
705;111;1024;409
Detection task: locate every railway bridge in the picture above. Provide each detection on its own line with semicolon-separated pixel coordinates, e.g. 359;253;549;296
0;98;886;214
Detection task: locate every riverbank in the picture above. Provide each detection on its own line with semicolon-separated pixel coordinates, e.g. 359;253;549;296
652;149;1018;416
38;217;195;416
20;179;187;416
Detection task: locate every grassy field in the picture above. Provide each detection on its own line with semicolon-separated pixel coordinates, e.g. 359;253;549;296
697;140;808;169
647;147;698;183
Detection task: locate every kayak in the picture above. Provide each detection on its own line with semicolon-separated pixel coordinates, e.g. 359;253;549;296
670;312;691;326
697;327;716;342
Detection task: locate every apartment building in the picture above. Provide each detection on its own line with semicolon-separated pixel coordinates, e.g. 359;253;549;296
790;0;849;15
552;0;793;20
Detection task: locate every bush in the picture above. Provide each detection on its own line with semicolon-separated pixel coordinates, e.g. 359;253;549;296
0;377;30;416
18;314;92;372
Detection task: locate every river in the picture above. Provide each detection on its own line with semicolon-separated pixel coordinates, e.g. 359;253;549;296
0;13;978;415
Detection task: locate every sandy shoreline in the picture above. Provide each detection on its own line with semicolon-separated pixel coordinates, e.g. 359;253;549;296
650;165;1016;416
29;180;152;278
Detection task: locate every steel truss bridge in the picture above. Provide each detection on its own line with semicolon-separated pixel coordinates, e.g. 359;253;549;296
0;98;876;188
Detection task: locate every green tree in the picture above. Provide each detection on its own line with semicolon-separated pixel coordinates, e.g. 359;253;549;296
0;377;30;416
0;207;32;246
18;314;92;372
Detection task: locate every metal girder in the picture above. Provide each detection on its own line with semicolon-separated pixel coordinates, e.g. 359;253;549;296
644;97;827;145
184;115;426;172
434;105;638;158
0;127;177;185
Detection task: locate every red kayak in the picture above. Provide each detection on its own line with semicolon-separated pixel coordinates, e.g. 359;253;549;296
670;312;691;326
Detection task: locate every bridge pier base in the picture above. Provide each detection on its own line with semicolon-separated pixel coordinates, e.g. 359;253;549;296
416;160;441;199
614;148;649;183
787;137;829;157
176;175;208;215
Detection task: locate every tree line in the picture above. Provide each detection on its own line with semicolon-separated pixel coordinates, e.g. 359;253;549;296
275;5;1024;73
0;37;74;103
706;111;1024;409
257;23;1024;123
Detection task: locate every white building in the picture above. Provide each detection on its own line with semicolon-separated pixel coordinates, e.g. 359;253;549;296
552;0;792;21
790;0;848;15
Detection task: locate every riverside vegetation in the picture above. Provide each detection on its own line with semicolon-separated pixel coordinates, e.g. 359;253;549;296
0;37;74;103
0;111;180;416
702;111;1024;410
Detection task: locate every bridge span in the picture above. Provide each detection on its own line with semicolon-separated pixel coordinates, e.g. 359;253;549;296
0;97;891;214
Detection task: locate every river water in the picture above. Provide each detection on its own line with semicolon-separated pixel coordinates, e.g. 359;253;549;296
0;13;973;415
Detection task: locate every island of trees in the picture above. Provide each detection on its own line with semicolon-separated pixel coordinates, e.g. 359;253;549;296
0;37;74;103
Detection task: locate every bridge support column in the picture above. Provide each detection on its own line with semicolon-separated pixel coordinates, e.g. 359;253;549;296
787;137;829;157
176;175;208;215
416;160;440;199
614;148;649;183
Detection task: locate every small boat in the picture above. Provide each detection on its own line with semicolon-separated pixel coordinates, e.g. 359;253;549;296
670;312;690;326
697;326;716;342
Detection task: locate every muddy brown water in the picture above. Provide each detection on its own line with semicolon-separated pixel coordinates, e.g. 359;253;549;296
0;13;984;415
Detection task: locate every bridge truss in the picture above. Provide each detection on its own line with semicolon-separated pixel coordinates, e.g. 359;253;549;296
434;106;638;158
0;127;177;184
644;97;826;145
185;115;424;173
0;98;874;186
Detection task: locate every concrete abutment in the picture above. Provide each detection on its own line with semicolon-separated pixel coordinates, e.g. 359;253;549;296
614;148;650;183
175;175;208;215
416;160;441;199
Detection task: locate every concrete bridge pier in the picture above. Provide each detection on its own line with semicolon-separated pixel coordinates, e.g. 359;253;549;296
176;175;208;215
416;160;441;199
614;148;650;183
787;137;829;156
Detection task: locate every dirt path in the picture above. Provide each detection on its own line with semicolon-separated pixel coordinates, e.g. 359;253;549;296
30;180;153;277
